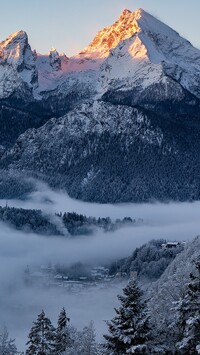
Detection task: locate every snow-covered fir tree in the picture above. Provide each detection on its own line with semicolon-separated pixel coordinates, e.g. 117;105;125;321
64;326;83;355
63;323;101;355
54;308;71;354
104;279;151;354
0;326;18;355
175;257;200;354
79;321;98;355
26;310;56;355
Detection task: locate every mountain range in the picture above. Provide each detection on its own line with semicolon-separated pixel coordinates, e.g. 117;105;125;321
1;8;200;202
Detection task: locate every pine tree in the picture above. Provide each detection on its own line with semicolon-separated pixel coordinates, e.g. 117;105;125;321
64;323;100;355
26;310;56;355
176;257;200;354
54;308;71;354
104;279;151;355
80;321;98;355
64;325;83;355
0;326;18;355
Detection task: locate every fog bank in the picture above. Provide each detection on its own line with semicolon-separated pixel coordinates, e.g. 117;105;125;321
0;182;200;351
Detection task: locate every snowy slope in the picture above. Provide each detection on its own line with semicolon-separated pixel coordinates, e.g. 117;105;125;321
5;100;163;161
148;236;200;345
97;9;200;98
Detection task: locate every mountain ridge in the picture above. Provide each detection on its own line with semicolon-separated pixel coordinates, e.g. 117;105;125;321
1;8;199;93
0;8;200;103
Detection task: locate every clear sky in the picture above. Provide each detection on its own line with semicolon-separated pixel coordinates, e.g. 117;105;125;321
1;0;200;56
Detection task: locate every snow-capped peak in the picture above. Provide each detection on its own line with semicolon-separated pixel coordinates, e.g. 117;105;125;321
0;29;38;98
80;8;182;60
49;48;61;70
81;8;142;58
95;8;200;101
0;30;36;72
120;8;142;20
0;30;28;48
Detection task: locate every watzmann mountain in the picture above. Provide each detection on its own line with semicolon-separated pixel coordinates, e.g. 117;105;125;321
1;8;200;202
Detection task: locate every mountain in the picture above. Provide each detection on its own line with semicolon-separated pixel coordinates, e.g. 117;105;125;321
1;9;200;202
0;30;37;92
98;9;200;102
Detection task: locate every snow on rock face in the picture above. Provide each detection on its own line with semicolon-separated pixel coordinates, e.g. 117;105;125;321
98;35;164;94
97;9;200;98
32;7;200;100
49;48;62;70
81;9;141;58
0;30;38;97
5;100;163;167
42;8;200;101
0;31;29;70
0;31;37;74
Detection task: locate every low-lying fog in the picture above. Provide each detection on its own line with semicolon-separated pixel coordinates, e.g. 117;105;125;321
0;181;200;351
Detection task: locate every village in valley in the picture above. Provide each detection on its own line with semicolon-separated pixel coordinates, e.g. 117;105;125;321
24;265;129;292
23;263;131;292
23;240;185;292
